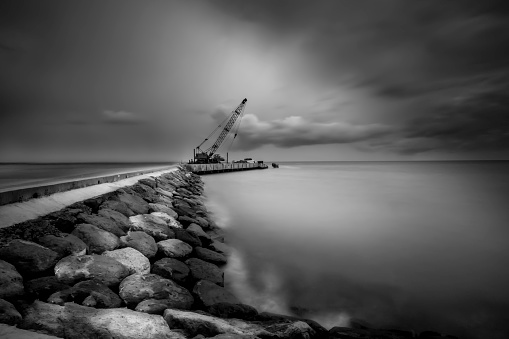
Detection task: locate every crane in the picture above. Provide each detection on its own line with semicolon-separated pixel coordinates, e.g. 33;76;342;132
193;98;247;163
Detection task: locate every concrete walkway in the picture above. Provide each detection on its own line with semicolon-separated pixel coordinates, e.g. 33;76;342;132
0;167;177;229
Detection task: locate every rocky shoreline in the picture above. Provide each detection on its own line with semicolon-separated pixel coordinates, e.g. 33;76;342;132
0;166;457;339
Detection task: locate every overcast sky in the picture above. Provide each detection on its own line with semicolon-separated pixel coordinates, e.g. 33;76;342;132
1;0;508;162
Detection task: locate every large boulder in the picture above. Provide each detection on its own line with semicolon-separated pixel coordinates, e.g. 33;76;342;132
24;276;71;302
71;224;120;254
0;240;59;276
186;258;224;286
154;195;175;208
54;254;129;287
119;273;194;308
37;234;87;258
131;183;159;202
77;213;126;237
0;260;24;300
20;301;185;339
208;241;230;255
151;212;182;228
129;214;174;241
119;231;157;258
163;309;270;338
195;247;227;265
139;178;157;189
195;216;210;229
149;203;177;216
103;247;150;275
187;224;212;244
98;208;131;231
116;192;150;215
136;297;194;314
174;229;202;247
156;187;174;198
151;258;190;285
47;279;122;308
192;280;240;308
0;299;22;325
100;200;135;217
157;239;193;259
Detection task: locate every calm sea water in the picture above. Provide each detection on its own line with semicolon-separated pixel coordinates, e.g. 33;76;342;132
203;161;509;339
0;163;175;191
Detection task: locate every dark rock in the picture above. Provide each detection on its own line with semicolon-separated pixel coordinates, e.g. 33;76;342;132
329;327;373;339
207;303;258;320
195;216;210;229
174;229;202;247
136;297;194;314
103;247;150;274
100;200;135;217
208;241;230;256
0;298;22;325
192;280;239;308
48;213;77;233
24;276;71;302
83;196;105;213
119;231;158;258
186;258;224;286
0;259;24;300
130;214;174;241
149;203;178;217
47;279;122;308
156;187;174;198
71;223;120;254
131;183;159;202
38;234;87;258
54;254;129;287
178;215;200;227
194;247;227;265
257;312;328;338
155;195;175;208
119;273;194;307
98;208;131;231
20;301;184;339
187;224;212;244
0;239;59;276
115;192;150;214
158;239;193;259
152;258;190;285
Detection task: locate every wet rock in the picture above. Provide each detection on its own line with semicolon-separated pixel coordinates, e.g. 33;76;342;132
24;276;71;302
194;247;227;265
115;192;150;215
174;229;202;247
208;241;230;255
152;258;190;285
178;215;200;227
136;296;194;314
0;299;22;325
158;239;193;258
0;260;24;300
0;240;59;276
119;231;158;258
186;258;224;286
192;280;239;308
130;214;174;241
131;183;159;202
163;309;270;338
257;312;327;338
20;301;184;339
100;200;135;217
119;273;194;307
103;247;150;274
47;279;122;308
207;303;258;320
71;223;120;254
264;321;315;339
37;234;87;258
98;208;131;231
187;224;212;244
54;254;129;287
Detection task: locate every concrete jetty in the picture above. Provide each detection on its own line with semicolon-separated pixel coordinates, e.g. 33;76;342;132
185;162;268;175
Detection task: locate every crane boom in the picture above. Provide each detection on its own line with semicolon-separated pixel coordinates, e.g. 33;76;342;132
194;98;247;163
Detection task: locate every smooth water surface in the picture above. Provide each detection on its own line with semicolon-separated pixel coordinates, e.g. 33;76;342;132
203;161;509;339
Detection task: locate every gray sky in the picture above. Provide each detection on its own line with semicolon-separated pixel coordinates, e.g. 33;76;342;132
1;0;508;162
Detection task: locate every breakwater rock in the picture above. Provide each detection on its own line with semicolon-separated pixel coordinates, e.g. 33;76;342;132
0;166;457;338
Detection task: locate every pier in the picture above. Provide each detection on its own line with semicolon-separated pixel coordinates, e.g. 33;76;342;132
185;162;268;175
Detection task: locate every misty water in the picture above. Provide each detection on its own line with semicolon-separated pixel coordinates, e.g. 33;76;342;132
203;161;509;339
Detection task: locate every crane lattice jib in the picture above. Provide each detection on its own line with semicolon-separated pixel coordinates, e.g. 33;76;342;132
205;98;247;156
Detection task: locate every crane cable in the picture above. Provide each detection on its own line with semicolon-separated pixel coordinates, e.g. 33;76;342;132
196;112;231;151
